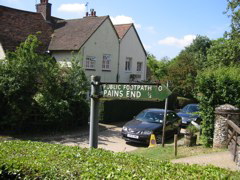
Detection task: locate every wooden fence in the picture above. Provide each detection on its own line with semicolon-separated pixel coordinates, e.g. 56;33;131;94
227;120;240;162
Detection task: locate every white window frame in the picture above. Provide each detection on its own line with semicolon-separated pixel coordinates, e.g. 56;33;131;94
125;57;132;72
85;56;96;70
102;54;111;70
136;62;143;72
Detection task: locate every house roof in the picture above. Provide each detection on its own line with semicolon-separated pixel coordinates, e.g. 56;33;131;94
114;23;147;56
48;16;109;51
0;5;55;53
114;24;132;39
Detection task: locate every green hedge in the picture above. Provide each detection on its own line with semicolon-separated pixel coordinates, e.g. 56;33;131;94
0;140;239;179
102;94;177;123
196;66;240;146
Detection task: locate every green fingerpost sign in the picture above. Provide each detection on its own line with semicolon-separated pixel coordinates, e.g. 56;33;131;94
102;83;171;101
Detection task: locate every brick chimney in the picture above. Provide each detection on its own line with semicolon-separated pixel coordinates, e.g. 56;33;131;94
36;0;52;21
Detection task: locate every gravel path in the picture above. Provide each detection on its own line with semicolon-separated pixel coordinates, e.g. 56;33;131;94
171;151;239;171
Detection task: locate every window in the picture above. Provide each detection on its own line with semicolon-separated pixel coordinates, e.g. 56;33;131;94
137;62;142;72
102;54;111;70
86;56;96;69
125;57;132;71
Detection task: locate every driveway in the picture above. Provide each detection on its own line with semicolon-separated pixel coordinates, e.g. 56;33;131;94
53;126;143;152
3;122;145;152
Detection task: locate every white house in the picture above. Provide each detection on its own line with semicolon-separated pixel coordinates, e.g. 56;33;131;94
115;24;147;83
48;15;120;83
0;0;147;83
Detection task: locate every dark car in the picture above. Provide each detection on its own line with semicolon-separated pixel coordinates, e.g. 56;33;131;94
177;104;201;128
121;109;181;144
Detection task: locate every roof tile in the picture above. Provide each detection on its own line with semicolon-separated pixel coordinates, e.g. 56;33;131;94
114;24;132;39
49;16;109;51
0;5;54;53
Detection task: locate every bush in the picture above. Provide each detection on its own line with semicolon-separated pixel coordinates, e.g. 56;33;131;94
186;125;200;136
195;66;240;146
0;140;239;179
0;35;89;132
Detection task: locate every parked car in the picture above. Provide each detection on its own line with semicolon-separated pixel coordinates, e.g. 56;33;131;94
121;108;181;144
177;104;201;128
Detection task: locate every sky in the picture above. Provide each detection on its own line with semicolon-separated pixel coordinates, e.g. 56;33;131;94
0;0;231;60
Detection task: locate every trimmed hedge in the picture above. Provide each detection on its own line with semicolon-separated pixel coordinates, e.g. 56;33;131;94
0;140;239;179
102;94;178;123
195;66;240;146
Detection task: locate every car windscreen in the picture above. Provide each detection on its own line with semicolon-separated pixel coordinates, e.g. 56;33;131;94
135;111;164;123
181;105;199;113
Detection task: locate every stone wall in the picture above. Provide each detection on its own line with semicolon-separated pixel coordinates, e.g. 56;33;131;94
213;104;240;168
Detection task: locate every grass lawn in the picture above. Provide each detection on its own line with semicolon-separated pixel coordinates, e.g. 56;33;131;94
129;135;225;161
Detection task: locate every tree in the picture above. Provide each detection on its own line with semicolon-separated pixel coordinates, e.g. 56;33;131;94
206;37;240;67
147;53;169;82
0;34;58;130
0;35;89;131
166;35;212;97
184;35;212;70
167;51;197;97
225;0;240;38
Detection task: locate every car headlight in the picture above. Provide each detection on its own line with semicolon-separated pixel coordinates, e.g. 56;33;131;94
141;130;152;135
122;126;127;131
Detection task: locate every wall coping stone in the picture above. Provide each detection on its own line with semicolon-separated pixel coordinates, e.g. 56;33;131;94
215;104;240;114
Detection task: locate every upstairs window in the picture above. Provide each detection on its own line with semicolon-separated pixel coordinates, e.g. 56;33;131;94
102;54;111;70
137;62;143;72
125;57;132;72
86;56;96;69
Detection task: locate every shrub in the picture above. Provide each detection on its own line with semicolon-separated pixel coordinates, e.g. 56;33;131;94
186;125;199;136
0;140;239;179
195;66;240;146
0;35;89;132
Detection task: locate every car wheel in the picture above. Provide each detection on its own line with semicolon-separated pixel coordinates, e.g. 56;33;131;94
156;134;162;144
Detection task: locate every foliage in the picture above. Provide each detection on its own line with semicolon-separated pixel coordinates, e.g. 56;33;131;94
167;51;197;97
147;36;212;98
0;34;59;130
206;37;240;67
0;140;239;179
147;53;169;82
225;0;240;39
186;125;199;136
165;35;211;97
184;35;212;70
0;35;89;131
195;66;240;146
